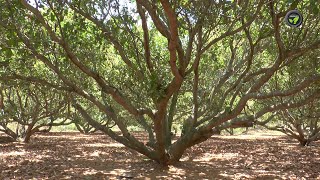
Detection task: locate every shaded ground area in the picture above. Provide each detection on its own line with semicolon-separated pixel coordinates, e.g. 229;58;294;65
0;131;319;179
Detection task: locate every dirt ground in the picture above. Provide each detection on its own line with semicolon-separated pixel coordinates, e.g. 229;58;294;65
0;131;319;180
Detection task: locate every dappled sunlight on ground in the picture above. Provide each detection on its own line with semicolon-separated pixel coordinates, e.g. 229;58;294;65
0;131;319;179
216;131;286;140
83;142;125;148
190;152;239;162
0;150;26;157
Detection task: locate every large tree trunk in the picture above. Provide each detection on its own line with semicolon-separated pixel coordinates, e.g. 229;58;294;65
23;132;32;143
153;110;169;165
298;138;312;147
23;124;37;143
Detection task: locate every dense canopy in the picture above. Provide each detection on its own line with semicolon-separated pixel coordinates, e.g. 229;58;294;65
0;0;319;165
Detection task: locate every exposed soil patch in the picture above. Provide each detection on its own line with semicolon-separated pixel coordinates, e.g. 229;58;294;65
0;131;319;179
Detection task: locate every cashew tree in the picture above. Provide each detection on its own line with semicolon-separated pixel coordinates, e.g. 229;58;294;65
0;84;71;142
270;103;320;146
256;44;320;146
0;0;320;164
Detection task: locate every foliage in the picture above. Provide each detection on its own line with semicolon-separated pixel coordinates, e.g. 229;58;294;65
0;84;71;142
260;99;320;146
71;100;114;134
0;0;319;165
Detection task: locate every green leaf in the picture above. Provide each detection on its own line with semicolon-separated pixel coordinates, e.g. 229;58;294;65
50;13;55;22
312;6;319;14
5;49;13;58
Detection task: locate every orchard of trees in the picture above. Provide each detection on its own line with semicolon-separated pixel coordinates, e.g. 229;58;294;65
0;0;319;166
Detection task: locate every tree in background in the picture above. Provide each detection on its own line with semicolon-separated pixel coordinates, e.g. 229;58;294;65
0;0;320;164
0;84;71;142
255;40;320;146
71;100;113;134
275;102;320;146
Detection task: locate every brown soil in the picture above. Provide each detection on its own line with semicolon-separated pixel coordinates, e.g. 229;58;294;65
0;131;319;180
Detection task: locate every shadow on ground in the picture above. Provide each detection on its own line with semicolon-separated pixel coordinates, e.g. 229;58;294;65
0;131;319;179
